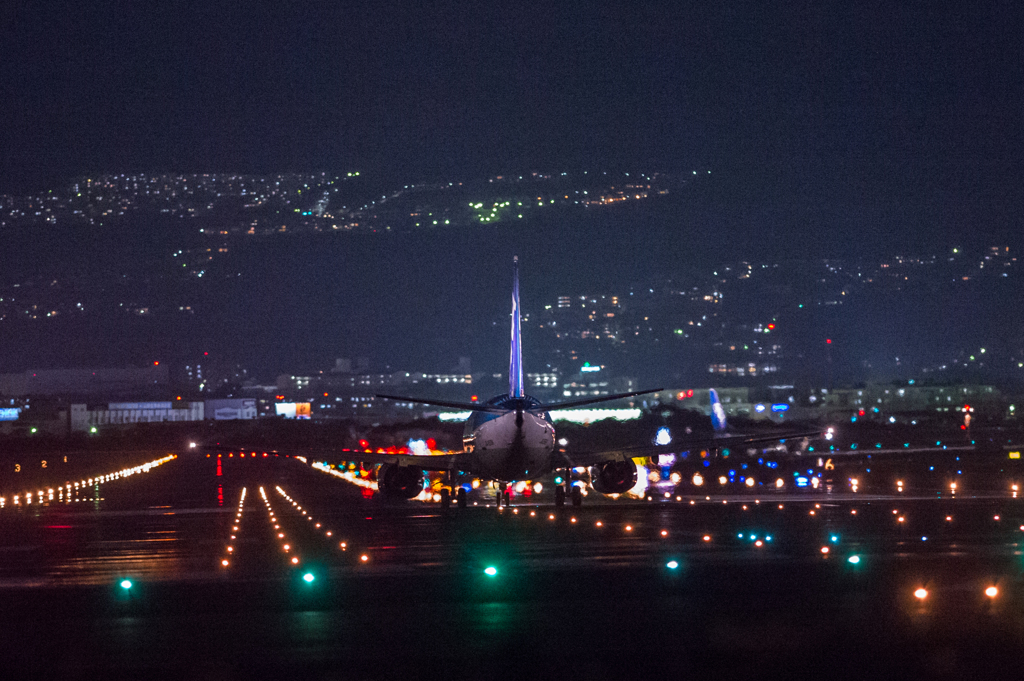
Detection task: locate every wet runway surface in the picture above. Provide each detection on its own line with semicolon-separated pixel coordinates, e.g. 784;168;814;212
3;451;1024;679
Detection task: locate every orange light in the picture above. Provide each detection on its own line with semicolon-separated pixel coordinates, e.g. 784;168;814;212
360;554;369;562
221;560;229;567
820;546;829;554
914;588;928;600
986;586;998;598
291;557;299;564
625;525;633;532
703;535;711;542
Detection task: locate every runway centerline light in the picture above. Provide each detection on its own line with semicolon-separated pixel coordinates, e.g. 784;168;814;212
666;560;679;569
848;555;860;564
484;566;498;576
303;573;315;583
120;579;132;590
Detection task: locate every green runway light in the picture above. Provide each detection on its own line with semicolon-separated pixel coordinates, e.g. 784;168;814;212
848;555;861;564
303;572;315;583
666;561;679;569
484;566;498;577
120;579;132;589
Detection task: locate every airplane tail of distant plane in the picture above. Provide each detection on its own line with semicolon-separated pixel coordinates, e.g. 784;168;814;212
509;256;524;398
710;388;728;432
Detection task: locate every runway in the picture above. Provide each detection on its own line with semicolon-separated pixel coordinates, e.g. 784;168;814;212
2;449;1024;679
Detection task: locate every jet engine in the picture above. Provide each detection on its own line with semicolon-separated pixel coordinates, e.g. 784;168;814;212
376;464;425;499
590;460;639;495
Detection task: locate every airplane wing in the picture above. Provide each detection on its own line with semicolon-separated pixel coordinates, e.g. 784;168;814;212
536;388;665;411
201;444;469;471
375;394;506;413
311;448;469;470
562;429;824;468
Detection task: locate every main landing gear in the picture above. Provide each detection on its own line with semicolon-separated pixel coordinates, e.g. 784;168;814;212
554;468;583;508
497;482;511;508
440;488;451;510
456;487;467;508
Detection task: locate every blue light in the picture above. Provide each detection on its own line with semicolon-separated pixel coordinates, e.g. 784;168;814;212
771;403;790;412
666;560;679;569
655;427;672;446
796;477;809;487
851;416;858;422
929;466;934;471
830;535;838;542
755;404;766;413
765;536;772;542
737;533;744;538
921;536;927;541
848;555;861;564
303;572;315;583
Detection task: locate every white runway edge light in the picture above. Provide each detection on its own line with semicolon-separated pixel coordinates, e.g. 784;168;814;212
2;454;176;509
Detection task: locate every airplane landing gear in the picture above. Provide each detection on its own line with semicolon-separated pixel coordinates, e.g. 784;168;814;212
456;487;467;508
571;485;582;507
440;488;451;509
555;485;566;507
498;482;507;508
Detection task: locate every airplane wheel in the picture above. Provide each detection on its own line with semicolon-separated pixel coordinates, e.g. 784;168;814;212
456;487;467;508
571;485;582;507
440;488;451;509
504;492;511;507
555;486;566;507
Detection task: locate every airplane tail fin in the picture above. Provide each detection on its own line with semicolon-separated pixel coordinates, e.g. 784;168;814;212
710;389;727;432
509;256;524;398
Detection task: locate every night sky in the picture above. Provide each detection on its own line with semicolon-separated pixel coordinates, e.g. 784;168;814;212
2;2;1021;247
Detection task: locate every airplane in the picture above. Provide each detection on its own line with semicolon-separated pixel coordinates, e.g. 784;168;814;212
351;256;825;508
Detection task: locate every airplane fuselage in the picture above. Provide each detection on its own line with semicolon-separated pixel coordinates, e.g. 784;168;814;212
462;395;556;482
